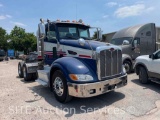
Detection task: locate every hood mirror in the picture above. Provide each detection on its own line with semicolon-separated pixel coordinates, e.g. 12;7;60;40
78;38;85;46
149;54;154;59
122;40;129;45
97;29;102;41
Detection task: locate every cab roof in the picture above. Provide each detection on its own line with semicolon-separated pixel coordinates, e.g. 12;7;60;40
112;23;155;39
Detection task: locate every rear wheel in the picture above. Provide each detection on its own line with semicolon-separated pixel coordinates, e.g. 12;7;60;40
139;67;149;84
32;72;38;80
23;65;32;81
18;63;23;78
52;70;72;103
123;61;132;74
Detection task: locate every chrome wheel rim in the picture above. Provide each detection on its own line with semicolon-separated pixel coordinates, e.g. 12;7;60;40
23;67;26;78
18;65;21;75
54;77;64;96
124;63;130;73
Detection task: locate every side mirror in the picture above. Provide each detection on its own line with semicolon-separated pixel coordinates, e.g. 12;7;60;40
78;38;85;46
149;54;154;59
97;30;102;41
122;40;129;45
38;23;45;39
132;39;140;48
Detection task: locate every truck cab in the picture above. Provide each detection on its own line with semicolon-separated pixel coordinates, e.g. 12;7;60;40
19;19;127;103
134;49;160;84
111;23;157;73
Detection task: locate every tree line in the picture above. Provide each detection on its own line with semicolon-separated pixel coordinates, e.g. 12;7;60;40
0;26;37;54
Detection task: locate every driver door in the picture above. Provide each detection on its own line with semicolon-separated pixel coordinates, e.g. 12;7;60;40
44;24;59;65
149;51;160;75
132;38;140;59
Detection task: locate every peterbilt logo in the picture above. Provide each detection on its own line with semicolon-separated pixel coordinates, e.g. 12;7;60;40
109;48;115;51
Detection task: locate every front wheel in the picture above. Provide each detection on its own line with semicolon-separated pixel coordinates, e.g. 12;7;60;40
123;61;132;74
52;70;72;103
139;67;149;84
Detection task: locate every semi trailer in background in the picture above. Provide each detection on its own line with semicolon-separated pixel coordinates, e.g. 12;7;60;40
110;23;160;73
0;49;5;61
7;49;15;59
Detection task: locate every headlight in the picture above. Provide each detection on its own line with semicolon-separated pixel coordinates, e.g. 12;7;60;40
69;74;93;81
122;66;126;74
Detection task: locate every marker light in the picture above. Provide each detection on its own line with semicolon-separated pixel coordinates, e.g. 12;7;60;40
69;74;93;81
69;74;78;81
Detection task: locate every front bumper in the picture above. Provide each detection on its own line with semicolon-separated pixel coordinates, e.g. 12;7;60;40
68;74;127;98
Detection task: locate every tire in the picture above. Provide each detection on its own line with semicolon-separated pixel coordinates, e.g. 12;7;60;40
23;65;32;81
32;72;38;80
51;70;72;103
123;61;132;74
139;67;149;84
18;63;23;78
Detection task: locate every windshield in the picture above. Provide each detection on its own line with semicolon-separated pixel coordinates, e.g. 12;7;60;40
57;23;90;40
111;37;133;45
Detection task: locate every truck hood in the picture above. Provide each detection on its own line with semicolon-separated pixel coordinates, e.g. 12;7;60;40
119;45;130;51
137;55;149;59
60;39;118;51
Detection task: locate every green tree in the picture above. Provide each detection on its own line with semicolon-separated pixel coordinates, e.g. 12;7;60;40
0;27;8;51
10;26;26;51
92;31;106;41
10;26;37;54
23;33;37;54
92;31;97;39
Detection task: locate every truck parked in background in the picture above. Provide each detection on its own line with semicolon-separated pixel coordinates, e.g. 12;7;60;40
134;49;160;84
0;49;5;61
110;23;160;73
7;49;15;59
18;19;127;103
16;51;24;59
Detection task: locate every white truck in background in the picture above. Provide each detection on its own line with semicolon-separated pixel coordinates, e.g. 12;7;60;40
134;49;160;84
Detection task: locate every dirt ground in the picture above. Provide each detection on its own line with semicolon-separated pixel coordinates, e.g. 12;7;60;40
0;60;160;120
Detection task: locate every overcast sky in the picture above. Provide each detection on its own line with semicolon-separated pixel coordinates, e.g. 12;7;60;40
0;0;160;34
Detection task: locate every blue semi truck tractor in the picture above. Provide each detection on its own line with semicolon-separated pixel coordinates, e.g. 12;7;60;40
18;19;127;103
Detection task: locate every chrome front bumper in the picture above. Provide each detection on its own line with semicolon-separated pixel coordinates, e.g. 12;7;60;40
68;74;127;98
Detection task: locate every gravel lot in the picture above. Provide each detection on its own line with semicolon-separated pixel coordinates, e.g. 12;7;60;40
0;60;160;120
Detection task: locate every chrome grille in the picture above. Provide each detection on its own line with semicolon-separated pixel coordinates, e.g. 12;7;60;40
98;49;122;80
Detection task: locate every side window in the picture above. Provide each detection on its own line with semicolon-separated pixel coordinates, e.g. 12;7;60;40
146;31;151;36
155;51;160;59
132;38;140;47
46;24;56;41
